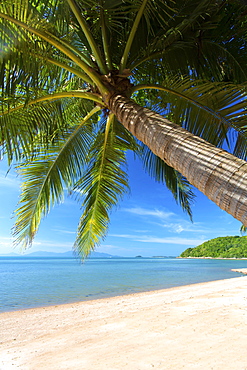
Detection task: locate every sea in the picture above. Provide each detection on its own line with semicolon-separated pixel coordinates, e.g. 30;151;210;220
1;256;247;313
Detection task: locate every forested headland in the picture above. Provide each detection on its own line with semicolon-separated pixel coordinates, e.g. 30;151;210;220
180;236;247;258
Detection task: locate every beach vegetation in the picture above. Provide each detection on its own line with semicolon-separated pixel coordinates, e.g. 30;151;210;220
1;1;247;257
180;236;247;258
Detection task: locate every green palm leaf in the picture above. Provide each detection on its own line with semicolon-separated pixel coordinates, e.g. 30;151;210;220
13;106;100;248
0;94;100;162
72;115;138;257
132;77;247;154
131;0;247;84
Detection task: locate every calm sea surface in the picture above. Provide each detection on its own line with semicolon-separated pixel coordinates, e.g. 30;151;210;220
1;257;247;313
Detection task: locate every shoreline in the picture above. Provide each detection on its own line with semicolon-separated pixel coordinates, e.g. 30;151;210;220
1;267;245;315
1;275;247;369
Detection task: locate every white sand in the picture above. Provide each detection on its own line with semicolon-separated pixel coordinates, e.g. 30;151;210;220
1;276;247;370
232;268;247;275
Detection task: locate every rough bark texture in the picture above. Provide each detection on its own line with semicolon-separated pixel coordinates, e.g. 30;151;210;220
108;94;247;226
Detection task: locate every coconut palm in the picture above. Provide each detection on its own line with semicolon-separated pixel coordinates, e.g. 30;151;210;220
1;0;247;257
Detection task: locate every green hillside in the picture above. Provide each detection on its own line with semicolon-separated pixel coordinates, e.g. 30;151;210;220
180;236;247;258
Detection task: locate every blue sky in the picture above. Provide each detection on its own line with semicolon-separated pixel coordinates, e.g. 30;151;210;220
0;154;243;257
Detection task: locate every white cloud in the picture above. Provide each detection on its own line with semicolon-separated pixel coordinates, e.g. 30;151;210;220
160;222;185;233
124;207;174;219
160;220;210;234
110;233;136;239
134;236;206;246
0;236;75;254
52;229;76;235
0;236;18;254
0;170;20;189
97;244;131;253
110;233;205;246
32;240;73;248
123;206;213;235
0;236;14;247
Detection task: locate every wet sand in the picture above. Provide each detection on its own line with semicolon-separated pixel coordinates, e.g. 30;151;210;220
1;275;247;369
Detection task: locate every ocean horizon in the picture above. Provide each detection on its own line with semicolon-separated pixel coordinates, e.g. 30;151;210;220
1;256;247;313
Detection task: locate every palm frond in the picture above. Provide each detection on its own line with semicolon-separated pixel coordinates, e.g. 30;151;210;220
194;40;247;84
240;224;247;235
131;77;247;155
0;10;108;93
120;0;149;72
0;94;99;162
99;3;113;70
129;0;215;70
67;0;108;74
13;106;100;249
72;114;139;257
130;0;247;84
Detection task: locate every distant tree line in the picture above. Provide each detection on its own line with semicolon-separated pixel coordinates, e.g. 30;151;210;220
180;236;247;258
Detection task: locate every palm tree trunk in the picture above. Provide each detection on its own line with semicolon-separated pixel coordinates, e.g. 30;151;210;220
108;94;247;226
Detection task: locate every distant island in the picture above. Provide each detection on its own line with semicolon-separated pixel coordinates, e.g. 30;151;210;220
0;251;116;258
180;236;247;259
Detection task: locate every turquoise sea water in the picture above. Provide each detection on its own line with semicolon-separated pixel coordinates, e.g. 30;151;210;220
1;256;247;313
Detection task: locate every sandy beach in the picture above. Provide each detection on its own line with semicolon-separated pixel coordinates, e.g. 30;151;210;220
1;275;247;370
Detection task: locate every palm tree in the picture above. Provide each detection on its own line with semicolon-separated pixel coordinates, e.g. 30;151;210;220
1;0;247;257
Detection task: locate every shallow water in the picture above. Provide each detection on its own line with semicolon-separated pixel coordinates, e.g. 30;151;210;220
1;256;246;312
